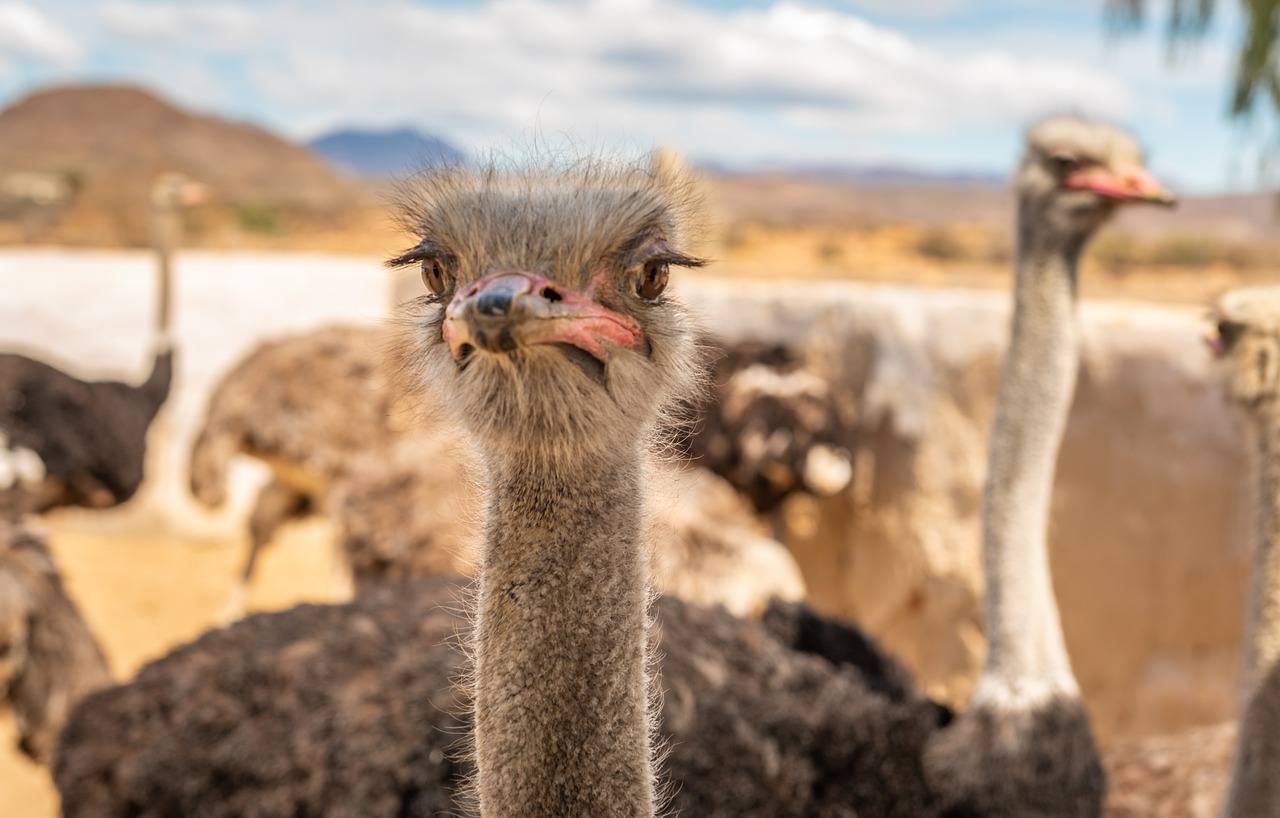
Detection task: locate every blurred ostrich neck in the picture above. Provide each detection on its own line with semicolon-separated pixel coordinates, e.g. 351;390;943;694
977;203;1085;700
1241;404;1280;702
1223;395;1280;816
473;441;654;817
150;204;178;350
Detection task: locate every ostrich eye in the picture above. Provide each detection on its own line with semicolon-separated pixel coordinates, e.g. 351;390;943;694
1050;153;1080;175
637;260;669;301
421;259;450;295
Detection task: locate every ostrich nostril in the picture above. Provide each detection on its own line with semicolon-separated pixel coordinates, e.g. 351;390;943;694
541;286;563;303
475;288;514;317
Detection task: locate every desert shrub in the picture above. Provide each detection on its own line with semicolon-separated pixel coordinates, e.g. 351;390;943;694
915;227;965;261
1148;234;1228;267
236;202;282;234
817;237;844;263
1090;233;1141;270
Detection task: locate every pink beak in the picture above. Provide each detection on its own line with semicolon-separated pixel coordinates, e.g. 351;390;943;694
443;271;642;363
1064;165;1177;206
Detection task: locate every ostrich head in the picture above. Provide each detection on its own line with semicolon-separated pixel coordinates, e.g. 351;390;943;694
391;155;708;463
1014;116;1175;244
1208;285;1280;407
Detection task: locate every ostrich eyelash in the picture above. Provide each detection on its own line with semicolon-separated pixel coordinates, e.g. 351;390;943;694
640;251;708;270
386;242;448;270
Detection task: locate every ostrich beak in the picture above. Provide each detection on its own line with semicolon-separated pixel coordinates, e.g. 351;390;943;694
443;271;642;364
1064;165;1177;206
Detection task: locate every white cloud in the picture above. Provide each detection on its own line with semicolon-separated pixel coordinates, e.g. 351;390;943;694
16;0;1228;181
209;0;1133;162
98;1;257;52
0;2;80;63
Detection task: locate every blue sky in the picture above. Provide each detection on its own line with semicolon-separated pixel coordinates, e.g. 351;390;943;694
0;0;1255;192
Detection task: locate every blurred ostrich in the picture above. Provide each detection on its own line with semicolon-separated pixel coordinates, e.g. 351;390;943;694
328;433;805;617
0;173;204;516
684;339;852;515
187;323;407;618
0;518;110;764
193;336;810;619
1100;286;1280;818
920;116;1174;816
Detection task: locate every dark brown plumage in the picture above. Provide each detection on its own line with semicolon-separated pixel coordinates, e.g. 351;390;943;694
0;519;110;764
55;576;950;818
0;348;172;515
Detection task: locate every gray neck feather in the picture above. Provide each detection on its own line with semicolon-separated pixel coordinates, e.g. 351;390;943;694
472;445;655;818
1224;407;1280;816
974;207;1084;703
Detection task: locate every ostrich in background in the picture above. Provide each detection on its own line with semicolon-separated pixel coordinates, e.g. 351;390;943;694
0;172;205;516
0;518;110;764
923;116;1174;815
683;339;852;516
193;329;810;621
1104;285;1280;817
56;121;1171;816
328;431;805;617
187;323;408;618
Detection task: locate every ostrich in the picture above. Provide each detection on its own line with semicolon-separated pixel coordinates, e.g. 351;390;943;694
0;518;110;764
1100;285;1280;818
187;323;408;617
683;339;852;514
56;122;1171;816
1211;284;1280;817
0;173;204;516
194;333;810;620
920;115;1175;816
327;432;806;617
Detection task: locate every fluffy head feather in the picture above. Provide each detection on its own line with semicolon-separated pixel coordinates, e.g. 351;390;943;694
389;153;709;467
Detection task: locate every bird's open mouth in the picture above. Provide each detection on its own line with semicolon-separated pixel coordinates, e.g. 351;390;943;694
550;342;607;386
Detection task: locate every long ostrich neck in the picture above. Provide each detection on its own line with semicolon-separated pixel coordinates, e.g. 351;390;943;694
1241;404;1280;695
977;205;1086;698
1223;400;1280;816
473;443;654;817
150;203;176;350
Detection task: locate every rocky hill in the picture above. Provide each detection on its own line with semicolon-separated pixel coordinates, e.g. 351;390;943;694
0;85;371;246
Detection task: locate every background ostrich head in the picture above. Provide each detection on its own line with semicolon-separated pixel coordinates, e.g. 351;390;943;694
1015;116;1175;243
391;155;708;462
1208;284;1280;406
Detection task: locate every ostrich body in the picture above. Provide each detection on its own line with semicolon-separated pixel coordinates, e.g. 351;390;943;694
0;173;203;516
684;339;852;514
329;434;805;617
56;576;949;818
0;519;110;764
193;323;806;619
55;126;1170;815
187;323;406;616
924;116;1174;816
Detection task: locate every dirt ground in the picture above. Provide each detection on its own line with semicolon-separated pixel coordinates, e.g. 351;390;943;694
0;510;342;818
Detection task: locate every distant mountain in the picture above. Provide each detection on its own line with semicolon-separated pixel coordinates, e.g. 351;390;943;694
308;127;466;177
0;84;365;245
